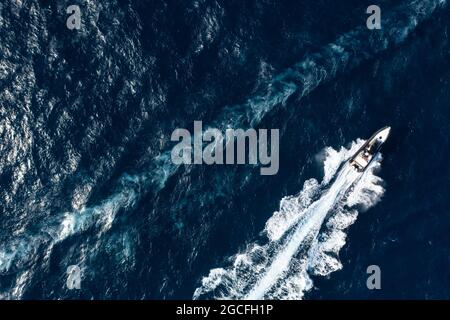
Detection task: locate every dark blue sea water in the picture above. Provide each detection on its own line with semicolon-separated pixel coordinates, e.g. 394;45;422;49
1;0;450;299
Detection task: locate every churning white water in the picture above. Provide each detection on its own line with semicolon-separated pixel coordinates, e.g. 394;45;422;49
194;139;385;300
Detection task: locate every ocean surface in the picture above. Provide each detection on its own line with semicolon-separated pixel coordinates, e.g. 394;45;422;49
1;0;450;299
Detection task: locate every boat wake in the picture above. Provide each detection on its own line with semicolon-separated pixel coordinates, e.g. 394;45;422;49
193;139;385;300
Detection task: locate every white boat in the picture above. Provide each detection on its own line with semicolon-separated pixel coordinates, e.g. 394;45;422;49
349;126;391;172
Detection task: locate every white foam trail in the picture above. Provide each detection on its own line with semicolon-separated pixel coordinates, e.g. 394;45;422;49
246;165;357;299
265;141;364;242
264;178;320;242
215;0;447;129
193;140;385;300
0;174;140;274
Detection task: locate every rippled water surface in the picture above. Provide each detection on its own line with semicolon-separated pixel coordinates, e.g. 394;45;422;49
0;0;449;299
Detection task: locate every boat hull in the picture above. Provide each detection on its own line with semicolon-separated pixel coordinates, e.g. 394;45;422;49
349;126;390;172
